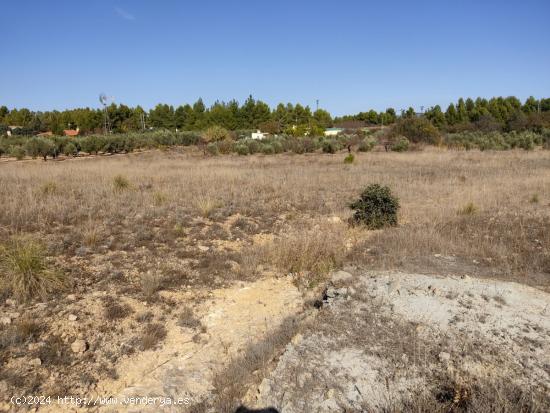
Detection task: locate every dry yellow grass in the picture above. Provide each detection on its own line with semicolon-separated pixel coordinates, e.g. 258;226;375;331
0;147;549;286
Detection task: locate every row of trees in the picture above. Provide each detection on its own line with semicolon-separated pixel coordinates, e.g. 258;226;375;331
0;96;336;136
1;96;549;137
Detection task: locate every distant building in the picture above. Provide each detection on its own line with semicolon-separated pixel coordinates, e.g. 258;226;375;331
63;128;80;137
324;127;344;137
6;125;22;136
251;130;267;140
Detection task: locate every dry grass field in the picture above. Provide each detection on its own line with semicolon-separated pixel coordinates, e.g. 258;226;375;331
1;147;549;411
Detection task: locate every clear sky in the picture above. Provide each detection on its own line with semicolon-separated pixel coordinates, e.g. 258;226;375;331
1;0;549;115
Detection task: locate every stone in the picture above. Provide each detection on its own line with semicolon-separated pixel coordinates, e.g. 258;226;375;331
439;352;451;363
0;380;8;394
71;339;88;354
75;246;89;256
66;294;77;301
68;314;78;321
327;216;342;224
5;299;16;306
29;358;42;367
331;270;353;283
198;245;210;252
0;317;11;325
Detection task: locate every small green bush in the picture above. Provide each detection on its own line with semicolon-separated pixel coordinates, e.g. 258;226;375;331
235;144;249;156
261;144;275;154
349;184;400;229
206;142;220;156
344;153;355;164
10;146;25;160
358;137;376;152
391;137;409;152
322;139;340;154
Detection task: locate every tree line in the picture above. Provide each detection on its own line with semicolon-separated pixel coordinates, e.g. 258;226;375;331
1;96;549;137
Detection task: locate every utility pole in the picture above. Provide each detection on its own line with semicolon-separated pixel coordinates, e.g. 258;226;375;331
316;99;319;112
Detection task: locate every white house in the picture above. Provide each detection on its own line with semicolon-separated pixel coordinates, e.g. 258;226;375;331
324;127;344;137
251;130;267;140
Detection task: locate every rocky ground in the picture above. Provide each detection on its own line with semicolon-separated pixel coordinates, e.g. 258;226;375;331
249;269;550;412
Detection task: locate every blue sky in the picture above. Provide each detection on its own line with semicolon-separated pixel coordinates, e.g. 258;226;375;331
1;0;549;115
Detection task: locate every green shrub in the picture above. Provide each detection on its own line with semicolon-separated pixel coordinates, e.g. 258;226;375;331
235;144;249;156
0;237;67;301
344;153;355;164
63;142;78;156
216;139;234;154
261;144;275;154
245;139;261;154
322;139;340;154
358;137;376;152
391;137;409;152
206;142;220;156
392;117;440;144
10;146;25;160
349;184;400;229
202;125;231;143
24;137;55;160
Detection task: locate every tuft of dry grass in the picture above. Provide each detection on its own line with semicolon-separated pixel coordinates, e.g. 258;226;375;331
140;323;167;350
139;272;162;300
193;194;221;218
457;202;477;216
265;224;346;288
0;236;67;301
112;174;130;192
40;181;58;196
0;318;41;350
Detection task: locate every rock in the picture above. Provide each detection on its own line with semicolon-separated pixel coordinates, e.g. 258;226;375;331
327;216;342;224
439;352;451;363
9;312;20;319
198;245;210;252
0;380;8;394
66;294;77;301
319;397;340;412
258;378;273;396
5;299;16;306
331;270;353;283
324;287;348;303
0;317;11;325
29;358;42;367
68;314;78;321
387;280;401;295
76;246;89;256
71;339;88;354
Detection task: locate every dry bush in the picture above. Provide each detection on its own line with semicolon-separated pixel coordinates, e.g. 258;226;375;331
366;374;550;413
140;323;167;350
176;306;201;329
0;236;67;301
265;224;346;287
140;272;162;300
37;335;72;366
103;297;133;320
0;318;41;351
